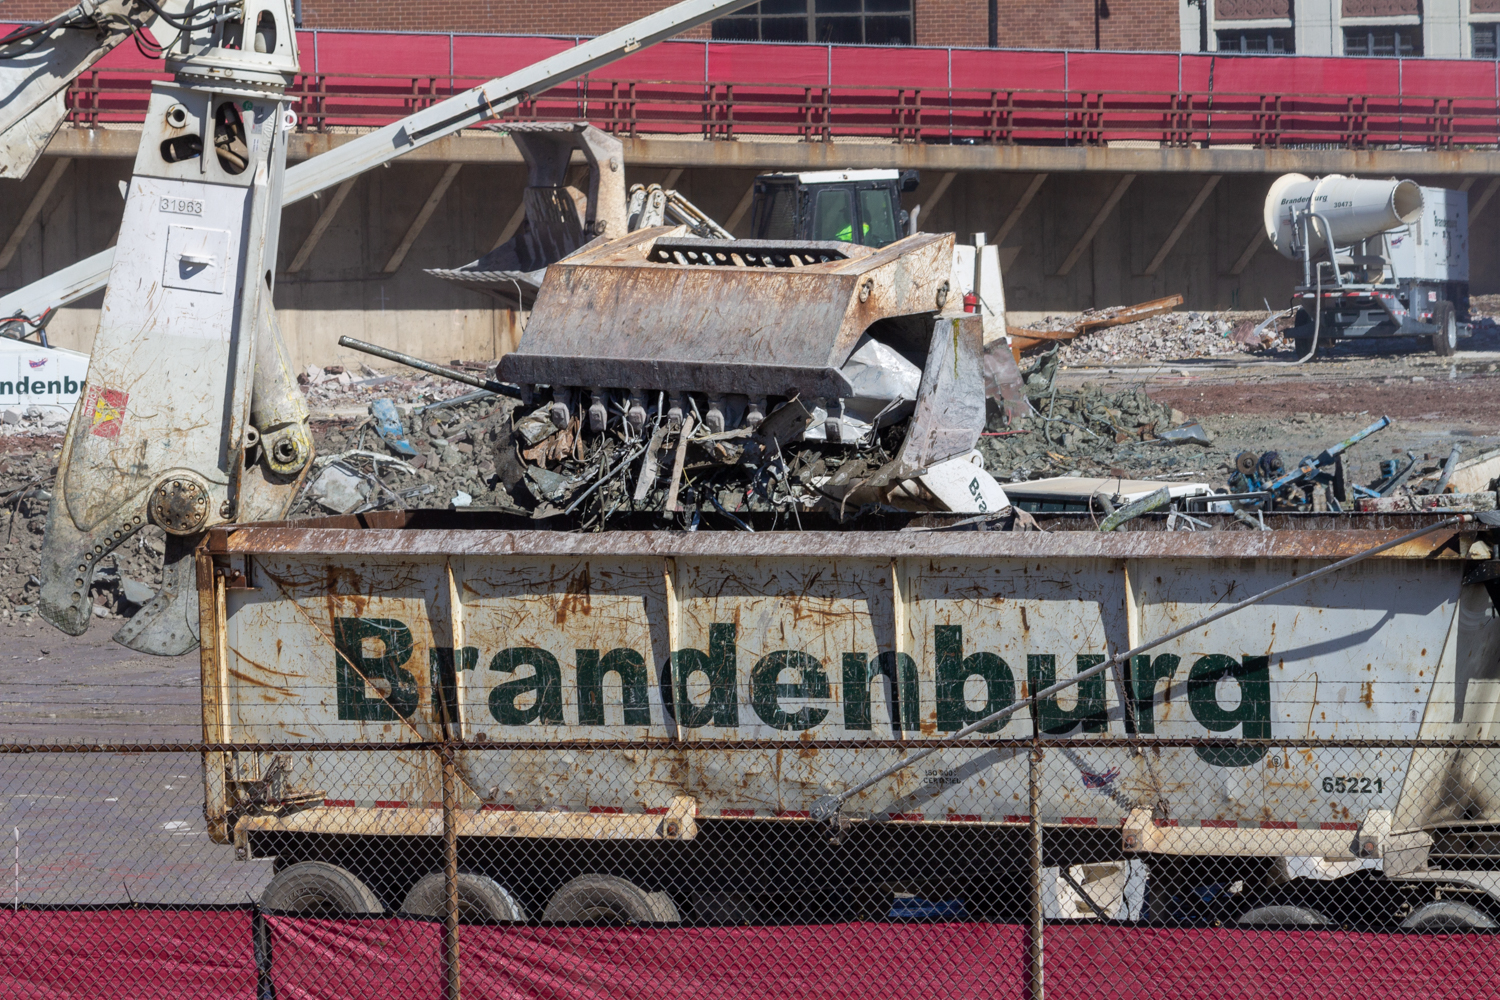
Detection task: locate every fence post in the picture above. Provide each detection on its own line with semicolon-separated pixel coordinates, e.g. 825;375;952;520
440;729;461;998
1027;745;1044;1000
440;741;461;1000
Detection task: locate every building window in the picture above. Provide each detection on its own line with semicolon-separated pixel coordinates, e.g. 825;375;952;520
1216;28;1295;53
1475;23;1498;59
712;0;914;45
1343;27;1422;57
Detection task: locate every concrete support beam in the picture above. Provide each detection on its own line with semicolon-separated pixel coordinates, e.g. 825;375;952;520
38;125;1500;176
993;173;1047;247
920;171;958;221
0;157;70;271
1057;174;1135;277
1230;227;1267;277
723;183;756;233
383;163;462;274
491;201;527;250
1471;178;1500;225
286;177;356;274
1144;174;1221;276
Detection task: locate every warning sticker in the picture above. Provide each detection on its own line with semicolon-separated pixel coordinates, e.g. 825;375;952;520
85;386;129;439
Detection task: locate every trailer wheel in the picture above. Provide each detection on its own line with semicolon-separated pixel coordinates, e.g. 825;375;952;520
1234;904;1330;927
400;872;528;923
261;861;383;916
542;874;680;924
1400;900;1497;932
1432;301;1457;356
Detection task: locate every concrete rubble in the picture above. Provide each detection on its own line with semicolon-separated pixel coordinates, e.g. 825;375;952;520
1015;309;1293;365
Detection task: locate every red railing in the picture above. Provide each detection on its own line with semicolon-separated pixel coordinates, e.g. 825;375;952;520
34;29;1500;150
60;67;1500;149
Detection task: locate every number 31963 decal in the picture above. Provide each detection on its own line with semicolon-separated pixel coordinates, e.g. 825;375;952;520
1324;776;1383;793
159;196;203;216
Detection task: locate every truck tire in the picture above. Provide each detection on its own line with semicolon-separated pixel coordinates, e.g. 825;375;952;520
1400;900;1497;932
400;872;528;923
542;874;680;925
1432;301;1457;356
261;861;384;916
1234;904;1329;927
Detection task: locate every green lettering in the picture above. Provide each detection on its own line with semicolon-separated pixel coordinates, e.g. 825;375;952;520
576;648;651;726
841;651;919;733
488;647;564;726
751;650;829;731
670;623;738;728
1188;654;1270;766
934;625;1014;734
1129;653;1181;733
429;646;478;726
333;617;418;721
1027;653;1107;735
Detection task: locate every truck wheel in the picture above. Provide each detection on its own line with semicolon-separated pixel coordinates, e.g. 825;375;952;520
542;874;680;924
1400;900;1497;931
261;861;383;916
1235;904;1329;927
1432;301;1457;356
400;872;527;923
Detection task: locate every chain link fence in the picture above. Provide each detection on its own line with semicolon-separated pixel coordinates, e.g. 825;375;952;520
2;737;1498;999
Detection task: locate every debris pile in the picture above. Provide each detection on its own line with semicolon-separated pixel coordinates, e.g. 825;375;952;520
0;448;165;619
296;362;496;411
1011;310;1289;365
0;406;70;437
296;385;1018;528
976;365;1204;482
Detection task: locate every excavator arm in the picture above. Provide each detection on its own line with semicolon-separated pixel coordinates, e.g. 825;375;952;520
0;0;187;179
15;0;757;654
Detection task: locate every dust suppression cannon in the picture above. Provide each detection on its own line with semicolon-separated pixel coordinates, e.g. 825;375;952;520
1265;173;1468;357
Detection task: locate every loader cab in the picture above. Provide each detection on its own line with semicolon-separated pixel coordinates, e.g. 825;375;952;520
750;169;919;248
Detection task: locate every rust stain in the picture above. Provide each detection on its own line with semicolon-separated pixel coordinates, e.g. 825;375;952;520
555;565;594;626
227;667;295;697
1360;681;1374;709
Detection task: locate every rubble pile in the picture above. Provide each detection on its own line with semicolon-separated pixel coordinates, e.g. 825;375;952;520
295;387;974;528
297;362;496;411
0;446;165;620
977;378;1209;481
0;406;71;437
1015;310;1286;364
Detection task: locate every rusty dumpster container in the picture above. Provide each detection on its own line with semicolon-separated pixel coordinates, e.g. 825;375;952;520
198;510;1500;925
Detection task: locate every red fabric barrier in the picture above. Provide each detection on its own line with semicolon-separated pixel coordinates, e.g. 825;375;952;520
452;35;575;80
266;916;1500;1000
268;915;442;1000
0;908;255;1000
457;921;1028;1000
1046;924;1500;1000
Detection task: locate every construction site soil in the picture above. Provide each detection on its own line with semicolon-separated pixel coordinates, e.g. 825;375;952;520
1;311;1498;636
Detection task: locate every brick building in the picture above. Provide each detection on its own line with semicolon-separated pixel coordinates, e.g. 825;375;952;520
10;0;1500;54
1197;0;1500;58
0;0;1182;51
